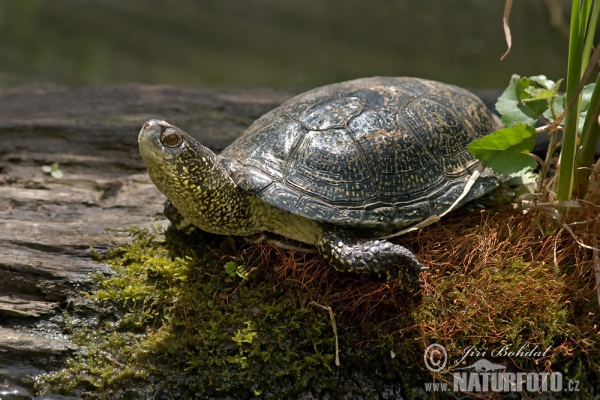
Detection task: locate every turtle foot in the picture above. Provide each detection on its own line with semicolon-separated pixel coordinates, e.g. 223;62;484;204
164;199;197;234
318;229;425;289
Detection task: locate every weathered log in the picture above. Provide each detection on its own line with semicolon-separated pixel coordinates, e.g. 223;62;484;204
0;83;507;394
0;84;296;391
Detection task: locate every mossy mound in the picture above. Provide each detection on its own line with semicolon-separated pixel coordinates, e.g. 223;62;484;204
37;208;600;398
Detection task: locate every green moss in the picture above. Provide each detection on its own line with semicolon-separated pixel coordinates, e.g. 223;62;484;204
36;223;600;398
37;226;410;398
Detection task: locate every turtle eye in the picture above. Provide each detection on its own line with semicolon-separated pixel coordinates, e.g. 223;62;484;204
161;131;182;147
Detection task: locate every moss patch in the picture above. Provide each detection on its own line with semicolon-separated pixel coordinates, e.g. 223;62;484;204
37;208;600;398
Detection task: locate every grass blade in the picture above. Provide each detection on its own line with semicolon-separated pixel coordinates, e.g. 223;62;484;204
556;0;585;201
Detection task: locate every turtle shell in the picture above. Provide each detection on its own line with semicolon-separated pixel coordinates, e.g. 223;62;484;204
218;77;501;229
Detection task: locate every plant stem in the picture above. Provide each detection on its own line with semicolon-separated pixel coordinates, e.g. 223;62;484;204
538;130;559;194
538;97;561;194
574;72;600;197
556;0;586;202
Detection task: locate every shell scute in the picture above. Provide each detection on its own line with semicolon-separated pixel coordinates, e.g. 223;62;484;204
233;167;273;193
294;197;333;221
219;77;501;229
296;97;364;131
331;207;365;224
259;183;301;210
285;129;375;203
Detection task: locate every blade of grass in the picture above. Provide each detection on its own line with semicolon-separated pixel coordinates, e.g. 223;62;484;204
579;0;593;51
556;0;586;201
581;1;600;65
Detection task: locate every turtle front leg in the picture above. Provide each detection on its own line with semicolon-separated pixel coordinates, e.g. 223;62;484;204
317;228;426;289
164;199;197;234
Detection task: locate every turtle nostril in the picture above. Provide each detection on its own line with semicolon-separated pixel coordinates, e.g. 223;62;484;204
139;120;164;143
142;120;158;132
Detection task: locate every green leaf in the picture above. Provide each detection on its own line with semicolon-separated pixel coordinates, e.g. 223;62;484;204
528;75;561;91
496;75;538;127
578;83;596;132
580;83;595;112
543;83;597;131
467;124;537;176
543;93;565;123
523;87;555;101
479;152;537;177
223;261;237;277
468;124;537;155
497;75;563;127
42;162;63;177
521;97;548;117
518;76;560;117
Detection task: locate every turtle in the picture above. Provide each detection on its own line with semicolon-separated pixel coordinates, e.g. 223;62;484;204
138;77;503;288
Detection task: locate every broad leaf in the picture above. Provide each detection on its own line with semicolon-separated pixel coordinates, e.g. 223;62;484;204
467;124;537;176
528;75;561;91
496;75;538;127
580;82;595;112
578;83;596;132
541;82;596;132
517;75;560;117
543;93;565;122
497;75;562;127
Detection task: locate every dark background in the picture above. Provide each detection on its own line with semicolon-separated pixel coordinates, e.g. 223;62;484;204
0;0;570;90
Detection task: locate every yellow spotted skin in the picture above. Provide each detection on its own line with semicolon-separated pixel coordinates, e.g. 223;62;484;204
138;77;503;288
139;120;321;246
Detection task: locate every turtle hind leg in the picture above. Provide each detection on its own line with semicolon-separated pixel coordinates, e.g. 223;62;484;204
317;228;426;289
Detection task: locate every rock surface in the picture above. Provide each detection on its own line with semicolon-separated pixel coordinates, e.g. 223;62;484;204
0;83;296;390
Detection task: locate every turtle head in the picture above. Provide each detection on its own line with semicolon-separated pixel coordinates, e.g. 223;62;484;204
138;119;217;213
138;119;214;165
